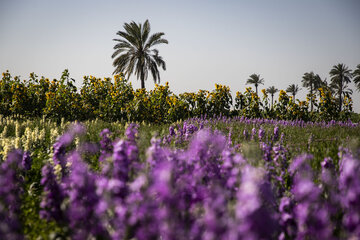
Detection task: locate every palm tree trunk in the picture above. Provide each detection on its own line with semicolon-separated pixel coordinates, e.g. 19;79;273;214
255;85;258;95
141;78;145;89
293;93;295;101
339;75;343;112
140;71;145;89
339;90;342;112
310;85;313;112
271;95;274;108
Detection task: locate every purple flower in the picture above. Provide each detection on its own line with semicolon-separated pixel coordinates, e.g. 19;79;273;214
169;126;175;136
243;129;249;140
261;142;272;162
39;163;66;223
258;127;265;141
236;165;279;239
339;155;360;236
125;123;139;142
288;154;313;176
99;128;113;162
111;140;130;199
280;132;285;143
291;155;333;239
67;153;109;239
251;127;257;140
0;150;24;240
21;151;32;171
273;126;279;141
278;196;297;239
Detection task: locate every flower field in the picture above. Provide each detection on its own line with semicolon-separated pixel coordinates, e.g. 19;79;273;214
0;115;360;239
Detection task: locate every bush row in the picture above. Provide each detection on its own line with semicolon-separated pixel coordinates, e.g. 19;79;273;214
0;70;353;122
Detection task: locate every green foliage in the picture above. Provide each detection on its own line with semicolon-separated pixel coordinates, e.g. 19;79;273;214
0;70;356;123
43;70;80;120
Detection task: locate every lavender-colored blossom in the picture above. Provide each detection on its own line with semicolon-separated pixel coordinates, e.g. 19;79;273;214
125;123;139;142
280;132;285;143
339;155;360;237
273;126;279;141
0;150;24;240
21;151;32;171
258;127;265;141
67;153;109;240
291;155;333;239
52;141;67;169
227;128;232;146
147;137;171;168
292;178;333;239
236;165;279;239
112;140;130;199
169;125;175;136
261;142;272;162
99;128;113;162
39;163;66;223
201;186;230;240
251;127;257;140
278;196;297;240
243;129;249;140
288;154;313;176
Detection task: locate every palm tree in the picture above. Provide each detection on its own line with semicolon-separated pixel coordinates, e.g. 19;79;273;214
301;72;321;111
246;74;264;95
314;74;329;96
286;84;301;101
329;63;352;112
267;86;278;108
353;64;360;92
112;20;168;89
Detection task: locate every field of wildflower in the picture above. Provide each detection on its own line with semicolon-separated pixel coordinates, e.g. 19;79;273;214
0;115;360;239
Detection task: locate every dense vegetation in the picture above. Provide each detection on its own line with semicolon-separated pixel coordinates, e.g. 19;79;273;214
0;116;359;239
1;69;357;124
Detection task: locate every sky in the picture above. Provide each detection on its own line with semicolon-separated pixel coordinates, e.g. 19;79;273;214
1;0;360;112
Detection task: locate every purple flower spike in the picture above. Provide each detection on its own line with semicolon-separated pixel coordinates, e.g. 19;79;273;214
258;127;265;141
169;126;175;136
0;150;24;240
243;129;249;140
273;126;279;141
39;163;65;223
236;165;279;239
21;151;32;171
339;155;360;237
251;128;257;140
67;153;109;239
125;123;139;142
99;128;113;162
278;196;297;239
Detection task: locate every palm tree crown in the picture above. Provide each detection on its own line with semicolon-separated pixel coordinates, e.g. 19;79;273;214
246;74;264;95
267;86;278;107
286;84;301;101
112;20;168;89
353;64;360;92
329;63;352;112
301;72;322;111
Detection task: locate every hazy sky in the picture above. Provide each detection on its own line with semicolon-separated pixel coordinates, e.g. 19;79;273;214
1;0;360;112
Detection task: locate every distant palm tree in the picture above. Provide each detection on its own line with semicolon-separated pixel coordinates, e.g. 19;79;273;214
286;84;301;101
301;72;321;111
246;74;264;95
329;63;352;112
267;86;278;108
314;74;328;96
353;64;360;92
112;20;168;89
